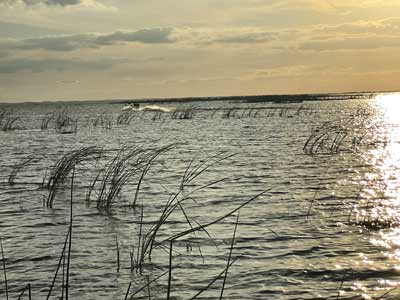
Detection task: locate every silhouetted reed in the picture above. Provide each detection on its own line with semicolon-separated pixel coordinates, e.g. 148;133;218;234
127;212;243;300
16;284;31;300
303;119;370;155
171;107;195;119
87;144;175;209
46;168;74;300
0;110;19;131
8;156;36;185
40;114;54;130
45;146;102;207
222;108;236;119
55;110;77;134
117;111;136;125
0;237;9;300
93;114;112;129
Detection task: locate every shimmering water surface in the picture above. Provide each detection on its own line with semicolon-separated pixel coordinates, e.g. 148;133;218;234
1;93;400;300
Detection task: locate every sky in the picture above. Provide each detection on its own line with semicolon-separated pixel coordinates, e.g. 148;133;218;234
1;0;400;102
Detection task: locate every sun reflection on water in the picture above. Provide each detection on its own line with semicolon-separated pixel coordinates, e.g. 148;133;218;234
363;93;400;273
376;93;400;125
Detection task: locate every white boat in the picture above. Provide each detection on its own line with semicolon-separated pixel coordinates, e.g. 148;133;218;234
122;104;174;113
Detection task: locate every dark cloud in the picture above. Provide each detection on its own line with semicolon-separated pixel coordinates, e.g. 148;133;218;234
0;0;81;6
95;28;174;45
14;28;175;52
19;34;97;51
45;0;80;5
0;58;122;73
0;21;65;39
214;32;276;44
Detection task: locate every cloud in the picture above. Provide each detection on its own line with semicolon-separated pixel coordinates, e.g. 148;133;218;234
45;0;80;6
0;0;81;6
95;28;175;45
314;18;400;36
0;57;122;73
11;28;175;52
4;18;400;56
19;34;97;51
300;36;400;51
0;21;65;39
212;30;277;44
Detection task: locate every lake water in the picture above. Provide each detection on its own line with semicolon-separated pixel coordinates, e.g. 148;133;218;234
1;93;400;300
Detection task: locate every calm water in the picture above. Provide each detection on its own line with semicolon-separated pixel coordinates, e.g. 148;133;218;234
1;93;400;300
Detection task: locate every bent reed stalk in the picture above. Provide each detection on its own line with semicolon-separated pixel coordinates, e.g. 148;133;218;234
87;144;176;209
44;146;102;207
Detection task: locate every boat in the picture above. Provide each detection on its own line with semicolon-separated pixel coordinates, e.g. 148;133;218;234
122;104;174;113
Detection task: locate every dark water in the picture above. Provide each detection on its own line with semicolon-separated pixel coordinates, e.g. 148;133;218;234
1;93;400;300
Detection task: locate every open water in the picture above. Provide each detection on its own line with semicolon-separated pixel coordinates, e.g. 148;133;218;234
1;92;400;299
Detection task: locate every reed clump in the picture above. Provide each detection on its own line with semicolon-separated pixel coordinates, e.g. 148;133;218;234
171;107;195;120
126;152;249;272
0;110;20;131
2;147;266;300
92;114;112;129
117;111;136;125
44;146;103;207
55;110;78;134
87;144;175;209
303;110;377;155
40;113;54;130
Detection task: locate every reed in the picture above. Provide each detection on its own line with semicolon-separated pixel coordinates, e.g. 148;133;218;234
92;147;143;208
89;144;175;209
93;114;112;129
188;259;237;300
171;107;195;119
138;154;236;263
116;236;120;273
132;144;175;207
45;146;102;207
166;240;173;300
222;108;236;119
0;110;20;131
117;111;136;125
40;114;54;130
54;110;77;134
2;147;267;300
0;237;9;300
219;213;239;300
16;284;31;300
8;156;36;185
128;271;168;299
303;110;377;155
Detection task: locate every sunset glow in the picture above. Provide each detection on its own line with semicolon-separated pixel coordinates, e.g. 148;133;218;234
1;0;400;102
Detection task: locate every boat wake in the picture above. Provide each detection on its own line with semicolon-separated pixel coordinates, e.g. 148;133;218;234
122;104;174;113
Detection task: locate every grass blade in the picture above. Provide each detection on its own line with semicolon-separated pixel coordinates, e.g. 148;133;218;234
219;213;240;300
0;238;9;300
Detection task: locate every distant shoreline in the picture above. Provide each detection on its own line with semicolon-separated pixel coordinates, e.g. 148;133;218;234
1;90;398;105
114;91;382;105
